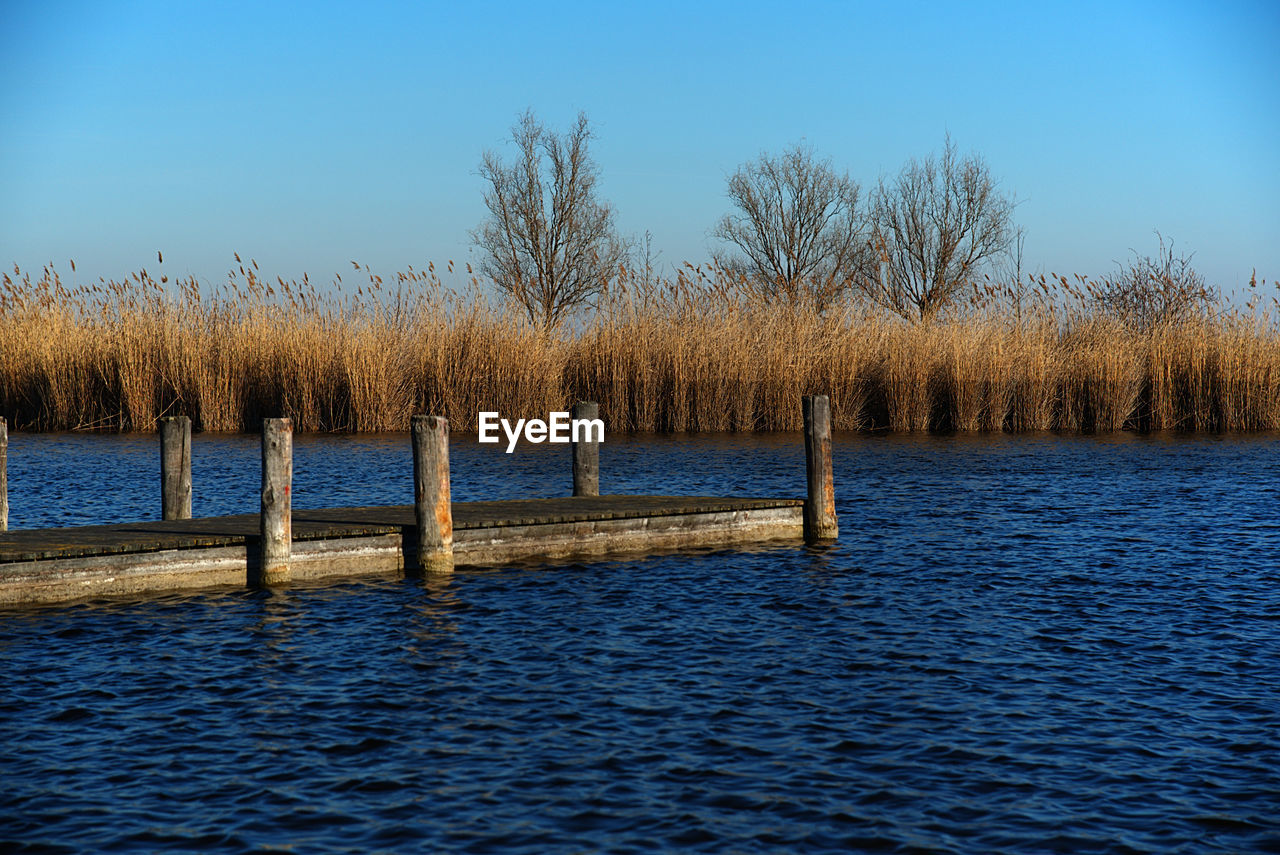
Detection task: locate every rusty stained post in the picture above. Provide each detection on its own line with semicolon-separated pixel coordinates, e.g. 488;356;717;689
0;417;7;532
411;415;453;572
260;418;293;585
802;395;838;543
160;416;192;521
571;400;600;497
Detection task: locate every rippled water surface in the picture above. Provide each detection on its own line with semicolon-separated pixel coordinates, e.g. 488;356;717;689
2;431;1279;852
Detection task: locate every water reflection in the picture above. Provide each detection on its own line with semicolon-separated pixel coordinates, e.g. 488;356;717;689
250;587;302;663
402;574;465;661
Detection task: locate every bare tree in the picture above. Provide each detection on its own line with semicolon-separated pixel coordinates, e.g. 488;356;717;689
474;110;628;329
868;137;1015;322
1095;233;1217;329
713;143;871;308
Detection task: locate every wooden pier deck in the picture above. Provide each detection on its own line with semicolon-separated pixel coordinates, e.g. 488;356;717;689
0;496;805;605
0;396;838;606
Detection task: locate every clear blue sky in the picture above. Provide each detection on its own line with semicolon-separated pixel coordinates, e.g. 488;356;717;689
3;0;1277;296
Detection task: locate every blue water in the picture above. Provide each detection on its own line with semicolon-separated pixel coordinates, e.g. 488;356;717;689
2;432;1279;852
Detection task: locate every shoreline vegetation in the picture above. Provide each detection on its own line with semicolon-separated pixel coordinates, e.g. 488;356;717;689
3;261;1280;435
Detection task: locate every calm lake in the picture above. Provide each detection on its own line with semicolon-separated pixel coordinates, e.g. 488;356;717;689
2;431;1279;853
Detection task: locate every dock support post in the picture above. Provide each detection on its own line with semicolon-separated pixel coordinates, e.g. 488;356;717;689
260;418;293;585
572;400;600;497
411;415;453;572
0;417;7;532
802;395;838;543
160;416;192;521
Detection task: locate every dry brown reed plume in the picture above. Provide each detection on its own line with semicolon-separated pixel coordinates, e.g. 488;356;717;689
2;260;1279;434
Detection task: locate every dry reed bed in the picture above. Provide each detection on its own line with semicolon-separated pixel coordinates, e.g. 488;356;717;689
3;264;1280;434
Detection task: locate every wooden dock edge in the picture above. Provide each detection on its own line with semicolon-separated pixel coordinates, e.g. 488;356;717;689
0;505;803;606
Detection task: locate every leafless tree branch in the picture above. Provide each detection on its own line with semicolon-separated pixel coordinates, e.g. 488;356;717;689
1094;233;1217;330
713;143;872;309
868;136;1015;322
473;110;628;329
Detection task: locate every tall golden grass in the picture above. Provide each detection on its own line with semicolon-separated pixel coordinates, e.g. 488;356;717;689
3;261;1279;433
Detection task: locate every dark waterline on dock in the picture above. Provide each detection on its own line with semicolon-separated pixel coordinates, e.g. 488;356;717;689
2;432;1280;852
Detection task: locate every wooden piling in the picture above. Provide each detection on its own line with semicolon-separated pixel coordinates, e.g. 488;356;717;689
572;401;600;497
802;395;838;543
411;415;453;572
260;418;293;584
160;416;192;521
0;417;7;533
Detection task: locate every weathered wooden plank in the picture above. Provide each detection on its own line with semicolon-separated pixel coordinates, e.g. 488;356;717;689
411;415;453;572
160;416;192;521
260;418;292;585
803;394;839;542
572;400;600;497
0;416;7;533
453;506;801;567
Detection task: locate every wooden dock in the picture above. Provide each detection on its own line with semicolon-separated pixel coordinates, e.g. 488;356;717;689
0;496;804;605
0;398;838;606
